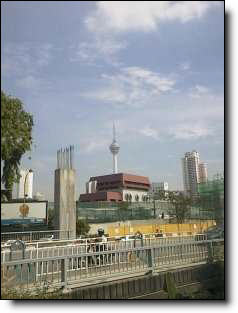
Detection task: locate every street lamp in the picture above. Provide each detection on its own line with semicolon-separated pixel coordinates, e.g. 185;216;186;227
21;169;33;232
23;169;33;204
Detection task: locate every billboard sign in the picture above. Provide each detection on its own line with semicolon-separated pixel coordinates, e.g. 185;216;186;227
1;201;47;225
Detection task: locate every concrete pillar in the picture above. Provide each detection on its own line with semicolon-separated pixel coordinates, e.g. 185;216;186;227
54;168;76;239
70;146;72;169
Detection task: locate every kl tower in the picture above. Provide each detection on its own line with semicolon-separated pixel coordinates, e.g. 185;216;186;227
109;122;120;174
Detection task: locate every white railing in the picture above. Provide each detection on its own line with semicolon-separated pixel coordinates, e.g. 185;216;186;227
1;234;207;263
1;238;223;291
1;230;73;243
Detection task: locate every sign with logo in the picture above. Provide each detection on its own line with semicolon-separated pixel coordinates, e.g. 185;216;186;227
19;204;29;218
1;201;47;225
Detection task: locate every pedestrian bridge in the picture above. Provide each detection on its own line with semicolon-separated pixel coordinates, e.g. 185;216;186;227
1;236;223;294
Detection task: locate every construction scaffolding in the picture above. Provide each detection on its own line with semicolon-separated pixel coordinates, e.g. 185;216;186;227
76;200;173;223
76;174;224;225
197;173;224;225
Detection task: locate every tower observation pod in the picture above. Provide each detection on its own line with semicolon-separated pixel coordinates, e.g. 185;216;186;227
109;123;120;174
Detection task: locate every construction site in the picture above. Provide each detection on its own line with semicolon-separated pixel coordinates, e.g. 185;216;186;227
74;174;224;238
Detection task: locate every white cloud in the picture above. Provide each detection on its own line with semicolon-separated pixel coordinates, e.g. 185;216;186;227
189;84;210;98
70;37;127;66
16;75;51;93
84;66;175;106
124;67;175;92
35;43;53;67
2;43;54;94
169;124;214;140
85;1;220;33
79;1;220;68
179;61;191;71
101;88;223;144
139;126;160;140
86;87;127;103
2;42;54;77
80;138;109;154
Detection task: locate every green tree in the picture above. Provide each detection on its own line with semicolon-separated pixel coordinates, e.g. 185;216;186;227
76;219;90;236
152;190;167;218
47;208;55;229
188;261;224;299
168;191;192;224
118;201;128;221
153;190;166;200
1;91;33;200
163;272;179;299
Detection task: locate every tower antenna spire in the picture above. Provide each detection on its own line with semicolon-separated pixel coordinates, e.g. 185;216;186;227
113;122;116;142
109;121;120;174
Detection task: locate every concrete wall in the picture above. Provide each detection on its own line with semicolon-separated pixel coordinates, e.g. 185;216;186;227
54;169;76;239
65;263;221;299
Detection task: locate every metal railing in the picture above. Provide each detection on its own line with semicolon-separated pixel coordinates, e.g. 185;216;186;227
1;230;73;243
1;234;207;263
1;238;223;292
1;230;207;245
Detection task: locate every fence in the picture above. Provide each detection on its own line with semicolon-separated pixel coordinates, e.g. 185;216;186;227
76;200;178;223
1;220;215;243
77;197;223;224
1;230;72;243
1;234;207;263
1;238;223;292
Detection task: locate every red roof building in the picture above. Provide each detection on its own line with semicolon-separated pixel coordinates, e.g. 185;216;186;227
79;173;150;202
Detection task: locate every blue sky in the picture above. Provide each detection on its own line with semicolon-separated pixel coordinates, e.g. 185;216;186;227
1;1;224;201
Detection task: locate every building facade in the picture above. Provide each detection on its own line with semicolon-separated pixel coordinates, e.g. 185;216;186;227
198;162;208;183
182;151;208;197
150;182;168;193
17;169;33;199
80;173;151;202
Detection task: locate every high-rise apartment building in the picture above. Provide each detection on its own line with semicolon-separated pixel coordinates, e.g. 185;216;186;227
198;162;208;183
182;151;208;197
17;169;33;199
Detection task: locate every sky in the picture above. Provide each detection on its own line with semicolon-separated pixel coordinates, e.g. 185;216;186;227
1;1;224;201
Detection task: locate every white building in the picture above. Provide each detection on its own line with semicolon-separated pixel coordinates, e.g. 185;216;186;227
86;180;97;193
17;169;33;199
182;151;208;197
150;182;169;193
149;182;169;198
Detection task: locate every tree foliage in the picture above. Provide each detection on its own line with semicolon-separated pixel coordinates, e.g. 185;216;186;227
76;219;90;236
47;208;55;229
153;190;167;201
163;272;179;299
1;91;33;199
168;191;192;224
